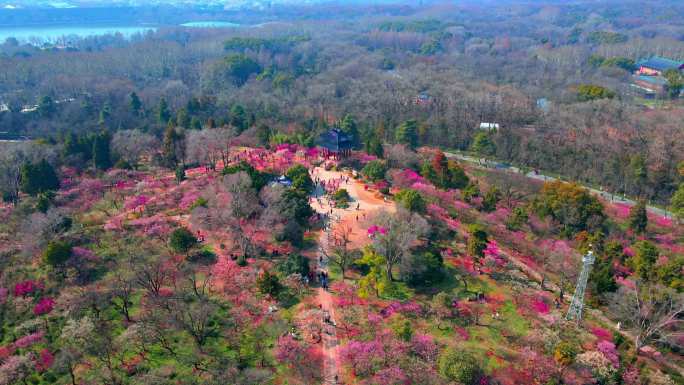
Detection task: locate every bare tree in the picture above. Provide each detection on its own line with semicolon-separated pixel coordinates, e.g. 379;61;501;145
547;243;580;302
0;145;23;205
383;143;420;170
185;128;232;170
0;142;57;204
108;270;136;323
370;208;429;281
111;130;159;167
136;309;177;356
223;172;259;219
134;257;170;299
171;298;219;348
323;224;356;280
190;172;259;231
56;317;97;385
608;282;684;352
19;208;71;256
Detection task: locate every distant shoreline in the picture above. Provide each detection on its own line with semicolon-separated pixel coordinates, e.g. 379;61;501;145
0;20;272;44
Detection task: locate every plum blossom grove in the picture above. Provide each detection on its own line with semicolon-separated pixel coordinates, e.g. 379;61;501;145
0;136;680;385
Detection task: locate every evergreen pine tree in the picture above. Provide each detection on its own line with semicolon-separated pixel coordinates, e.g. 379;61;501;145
176;108;191;129
129;92;142;115
447;161;469;189
230;104;248;133
466;224;488;262
395;119;418;148
482;187;501;212
62;132;80;158
672;183;684;223
175;166;186;184
20;160;60;196
163;122;180;168
365;135;383;158
92;130;112;170
339;114;359;148
158;98;171;125
628;200;648;234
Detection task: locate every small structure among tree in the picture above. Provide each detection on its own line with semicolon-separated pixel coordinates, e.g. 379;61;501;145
478;122;500;131
316;128;353;159
636;56;684;76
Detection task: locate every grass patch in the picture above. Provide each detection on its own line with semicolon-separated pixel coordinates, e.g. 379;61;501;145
498;300;529;337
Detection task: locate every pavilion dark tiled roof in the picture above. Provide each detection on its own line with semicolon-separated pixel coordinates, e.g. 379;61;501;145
316;128;353;153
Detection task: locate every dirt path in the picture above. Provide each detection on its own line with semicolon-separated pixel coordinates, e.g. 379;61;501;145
309;167;396;384
310;167;394;248
316;230;340;385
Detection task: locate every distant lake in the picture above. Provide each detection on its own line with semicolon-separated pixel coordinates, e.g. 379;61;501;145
180;21;243;28
0;20;267;44
0;25;156;44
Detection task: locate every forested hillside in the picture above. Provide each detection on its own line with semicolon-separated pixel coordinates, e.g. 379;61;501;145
1;0;683;204
0;2;683;384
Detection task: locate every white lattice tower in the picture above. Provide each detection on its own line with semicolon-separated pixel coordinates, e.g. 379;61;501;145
565;250;596;322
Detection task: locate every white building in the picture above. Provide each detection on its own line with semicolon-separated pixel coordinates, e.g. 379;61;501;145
479;122;500;131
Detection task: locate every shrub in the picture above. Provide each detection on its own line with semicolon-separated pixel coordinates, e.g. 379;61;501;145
190;197;208;210
286;164;313;193
188;246;217;265
362;160;387;182
396;320;413;341
332;189;351;208
447;161;470;189
438;348;483;385
534;181;604;235
222;161;272;191
175;166;186;183
395;189;426;213
257;271;282;297
554;341;578;366
35;192;52;213
43;240;72;267
278;253;310;277
466;224;488;260
169;227;197;254
462;182;480;203
481;187;501;212
114;158;132;170
577;84;615;101
506;206;528;230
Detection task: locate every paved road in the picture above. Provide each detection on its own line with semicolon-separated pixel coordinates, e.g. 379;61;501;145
445;151;674;219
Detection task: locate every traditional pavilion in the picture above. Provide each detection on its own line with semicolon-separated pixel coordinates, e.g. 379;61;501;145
317;128;353;159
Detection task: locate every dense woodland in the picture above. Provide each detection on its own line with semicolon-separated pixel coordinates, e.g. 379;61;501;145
1;0;683;204
0;1;683;385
